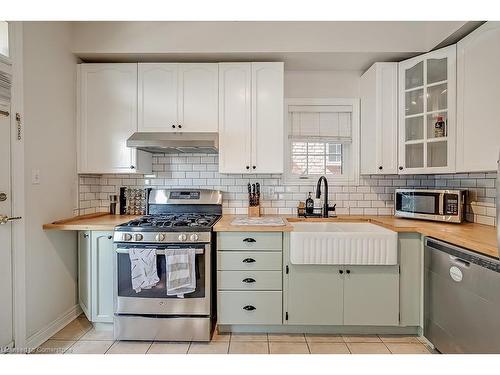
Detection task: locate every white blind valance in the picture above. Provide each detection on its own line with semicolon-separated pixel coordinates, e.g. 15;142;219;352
289;104;352;143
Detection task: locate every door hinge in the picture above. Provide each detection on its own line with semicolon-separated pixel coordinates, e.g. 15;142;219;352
16;113;22;141
398;312;401;323
285;265;289;274
285;312;288;321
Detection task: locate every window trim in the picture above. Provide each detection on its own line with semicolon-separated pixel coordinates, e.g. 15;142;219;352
283;98;360;186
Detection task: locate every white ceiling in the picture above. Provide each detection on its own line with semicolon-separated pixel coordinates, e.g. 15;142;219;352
71;21;479;71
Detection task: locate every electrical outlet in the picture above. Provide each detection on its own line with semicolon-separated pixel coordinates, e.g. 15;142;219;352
32;169;40;185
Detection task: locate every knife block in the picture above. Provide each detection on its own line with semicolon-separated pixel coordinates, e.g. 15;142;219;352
248;205;261;217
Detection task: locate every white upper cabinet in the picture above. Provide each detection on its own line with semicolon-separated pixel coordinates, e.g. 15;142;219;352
456;22;500;172
360;63;398;175
218;63;252;174
138;63;218;133
77;64;152;174
138;63;178;132
398;45;456;174
251;62;284;174
219;62;284;174
178;64;219;132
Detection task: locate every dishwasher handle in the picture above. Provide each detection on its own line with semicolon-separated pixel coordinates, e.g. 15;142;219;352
450;256;470;268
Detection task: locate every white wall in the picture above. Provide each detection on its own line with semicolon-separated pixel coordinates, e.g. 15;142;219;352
23;22;78;338
285;70;361;98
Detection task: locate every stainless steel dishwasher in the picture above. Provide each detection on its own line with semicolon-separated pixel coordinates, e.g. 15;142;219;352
424;237;500;353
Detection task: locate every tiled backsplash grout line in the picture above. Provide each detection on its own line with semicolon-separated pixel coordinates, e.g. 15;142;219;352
77;153;497;227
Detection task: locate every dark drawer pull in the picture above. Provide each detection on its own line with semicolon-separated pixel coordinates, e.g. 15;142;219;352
243;305;256;311
242;278;256;283
242;258;256;263
243;238;256;243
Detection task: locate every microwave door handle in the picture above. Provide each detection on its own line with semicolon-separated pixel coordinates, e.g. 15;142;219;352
439;194;444;215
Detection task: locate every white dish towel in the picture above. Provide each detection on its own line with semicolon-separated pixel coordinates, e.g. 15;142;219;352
165;248;196;298
129;248;160;293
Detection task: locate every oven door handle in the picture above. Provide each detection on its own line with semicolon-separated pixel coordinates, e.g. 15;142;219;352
115;248;205;255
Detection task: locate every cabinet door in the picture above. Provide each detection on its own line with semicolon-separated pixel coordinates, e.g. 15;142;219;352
286;264;344;325
138;63;178;132
91;231;114;323
398;46;456;174
457;22;500;172
343;266;399;326
218;63;252;173
78;64;139;174
360;63;398;174
78;231;91;321
178;64;218;132
251;62;284;174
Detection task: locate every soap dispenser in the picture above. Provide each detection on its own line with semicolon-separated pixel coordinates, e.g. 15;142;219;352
305;192;314;215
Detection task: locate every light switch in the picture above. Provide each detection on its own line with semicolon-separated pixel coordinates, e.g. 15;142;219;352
32;169;40;184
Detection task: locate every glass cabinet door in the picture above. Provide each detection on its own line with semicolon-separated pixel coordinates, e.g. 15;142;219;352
399;46;456;173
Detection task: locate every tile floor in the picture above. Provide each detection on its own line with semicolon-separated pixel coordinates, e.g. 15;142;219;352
33;314;435;354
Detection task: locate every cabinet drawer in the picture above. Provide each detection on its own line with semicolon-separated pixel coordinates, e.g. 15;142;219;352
218;291;282;325
217;232;282;251
218;270;282;290
217;251;282;271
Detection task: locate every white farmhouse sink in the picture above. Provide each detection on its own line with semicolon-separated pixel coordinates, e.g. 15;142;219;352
290;222;397;265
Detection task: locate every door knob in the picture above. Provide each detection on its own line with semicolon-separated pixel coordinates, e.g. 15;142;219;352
0;215;22;225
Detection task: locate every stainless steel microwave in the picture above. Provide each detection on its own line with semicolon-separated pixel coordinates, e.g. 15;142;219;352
395;189;467;223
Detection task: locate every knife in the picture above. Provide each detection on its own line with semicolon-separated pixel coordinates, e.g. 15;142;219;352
255;183;260;206
251;184;256;207
248;183;252;206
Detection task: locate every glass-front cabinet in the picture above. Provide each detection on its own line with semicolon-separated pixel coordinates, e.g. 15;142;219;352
398;45;456;174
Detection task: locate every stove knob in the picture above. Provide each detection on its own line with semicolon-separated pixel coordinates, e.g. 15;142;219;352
190;234;199;242
134;233;143;241
155;233;166;242
178;233;187;242
122;233;132;241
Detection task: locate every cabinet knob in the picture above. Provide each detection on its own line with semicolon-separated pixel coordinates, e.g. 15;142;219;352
378;166;383;170
242;278;256;283
130;165;135;169
107;235;112;240
243;305;256;311
339;270;344;274
242;258;256;263
83;233;89;238
246;166;250;170
252;166;256;170
243;238;256;243
178;125;182;129
399;166;403;171
346;270;351;274
172;125;176;128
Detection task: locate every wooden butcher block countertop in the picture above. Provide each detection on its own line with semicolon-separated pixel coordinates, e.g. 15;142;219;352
42;213;141;231
44;213;498;259
216;215;499;259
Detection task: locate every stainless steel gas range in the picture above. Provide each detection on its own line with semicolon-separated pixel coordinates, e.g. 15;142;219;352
112;189;222;342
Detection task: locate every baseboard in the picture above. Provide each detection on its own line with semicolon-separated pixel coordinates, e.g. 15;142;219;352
26;304;82;351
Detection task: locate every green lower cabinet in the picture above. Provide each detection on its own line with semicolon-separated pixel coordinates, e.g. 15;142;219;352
78;230;114;324
286;264;344;325
218;291;282;324
343;266;399;326
91;231;114;323
285;264;400;326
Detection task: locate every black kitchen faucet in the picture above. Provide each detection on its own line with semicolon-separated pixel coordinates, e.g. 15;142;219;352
316;176;337;218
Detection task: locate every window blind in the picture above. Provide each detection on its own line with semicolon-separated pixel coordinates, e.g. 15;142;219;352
0;70;11;108
288;104;352;143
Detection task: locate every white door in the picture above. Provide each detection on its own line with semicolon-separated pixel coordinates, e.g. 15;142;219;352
398;45;456;174
138;63;179;132
251;62;284;174
0;104;13;349
218;63;252;173
78;64;139;174
178;64;218;132
456;22;500;172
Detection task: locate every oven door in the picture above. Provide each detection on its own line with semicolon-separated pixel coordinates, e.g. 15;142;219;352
114;243;211;316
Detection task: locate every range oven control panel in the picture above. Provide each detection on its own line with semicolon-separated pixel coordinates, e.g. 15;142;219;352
113;231;210;244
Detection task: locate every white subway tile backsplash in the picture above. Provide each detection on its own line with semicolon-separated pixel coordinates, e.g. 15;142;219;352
77;153;497;226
